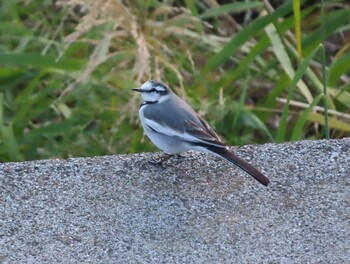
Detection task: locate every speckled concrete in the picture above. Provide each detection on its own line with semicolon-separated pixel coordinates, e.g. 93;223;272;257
0;139;350;263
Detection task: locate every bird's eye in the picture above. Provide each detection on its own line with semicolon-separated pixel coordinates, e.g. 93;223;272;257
144;87;167;94
144;88;156;93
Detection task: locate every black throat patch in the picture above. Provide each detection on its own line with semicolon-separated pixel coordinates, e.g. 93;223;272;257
141;100;158;107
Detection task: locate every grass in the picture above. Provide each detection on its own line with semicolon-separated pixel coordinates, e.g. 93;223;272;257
0;0;349;162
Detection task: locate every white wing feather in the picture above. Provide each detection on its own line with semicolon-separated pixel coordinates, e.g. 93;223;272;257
144;117;224;147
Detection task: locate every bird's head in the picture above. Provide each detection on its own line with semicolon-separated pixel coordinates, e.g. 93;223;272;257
132;80;170;104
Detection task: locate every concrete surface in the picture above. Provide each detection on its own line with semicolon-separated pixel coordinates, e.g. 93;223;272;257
0;138;350;263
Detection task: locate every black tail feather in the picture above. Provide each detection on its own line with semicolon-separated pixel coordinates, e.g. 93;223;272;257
207;146;270;186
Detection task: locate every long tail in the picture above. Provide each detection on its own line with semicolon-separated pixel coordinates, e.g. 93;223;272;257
207;146;270;186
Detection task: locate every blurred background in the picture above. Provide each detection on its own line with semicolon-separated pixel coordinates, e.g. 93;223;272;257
0;0;349;162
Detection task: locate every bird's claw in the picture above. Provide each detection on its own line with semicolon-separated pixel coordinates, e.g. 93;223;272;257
148;154;172;165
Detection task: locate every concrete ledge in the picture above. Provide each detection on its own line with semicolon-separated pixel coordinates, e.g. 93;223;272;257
1;139;350;263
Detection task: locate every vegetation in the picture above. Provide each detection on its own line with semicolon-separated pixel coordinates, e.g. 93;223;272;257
0;0;349;162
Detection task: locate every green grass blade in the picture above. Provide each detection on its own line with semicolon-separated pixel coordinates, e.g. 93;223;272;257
321;44;329;139
233;72;249;129
328;88;350;108
1;124;24;161
302;8;350;55
327;51;350;87
276;46;320;142
291;94;322;141
0;93;3;130
199;2;263;19
307;112;350;132
24;120;74;139
0;53;86;71
57;103;72;119
265;23;294;77
321;0;329;139
242;110;274;142
293;0;302;59
201;0;306;75
265;22;313;103
185;0;198;16
13;71;46;125
219;36;270;88
218;5;314;90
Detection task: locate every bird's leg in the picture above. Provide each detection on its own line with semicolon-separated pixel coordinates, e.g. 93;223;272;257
149;153;173;165
173;153;184;159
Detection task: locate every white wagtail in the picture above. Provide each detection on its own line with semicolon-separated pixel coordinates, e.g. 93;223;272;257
132;80;270;186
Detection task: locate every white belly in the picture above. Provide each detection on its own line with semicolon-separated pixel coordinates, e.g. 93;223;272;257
139;107;190;154
142;122;189;154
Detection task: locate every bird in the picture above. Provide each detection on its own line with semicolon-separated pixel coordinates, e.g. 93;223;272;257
132;80;270;186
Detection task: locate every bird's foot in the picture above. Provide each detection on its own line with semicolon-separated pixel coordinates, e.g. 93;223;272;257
173;154;184;159
148;153;185;167
148;153;173;165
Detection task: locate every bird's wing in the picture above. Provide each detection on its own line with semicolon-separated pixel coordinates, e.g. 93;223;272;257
143;115;225;148
183;118;226;147
194;115;222;142
142;93;225;148
143;117;181;137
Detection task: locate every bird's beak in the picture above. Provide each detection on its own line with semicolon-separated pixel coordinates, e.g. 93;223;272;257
132;88;143;92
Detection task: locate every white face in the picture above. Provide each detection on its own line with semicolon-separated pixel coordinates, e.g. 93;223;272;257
139;81;168;103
